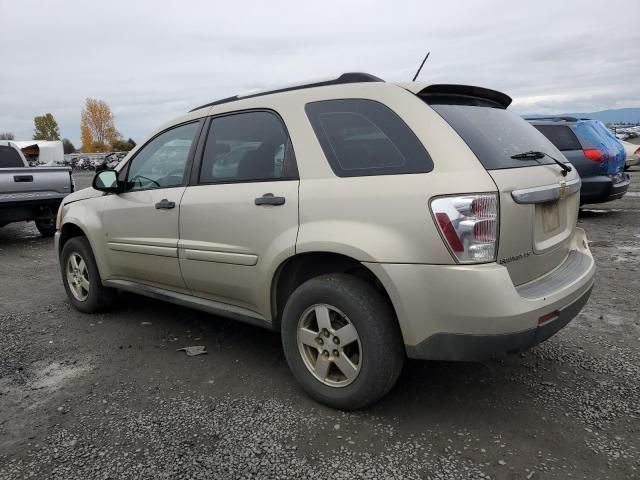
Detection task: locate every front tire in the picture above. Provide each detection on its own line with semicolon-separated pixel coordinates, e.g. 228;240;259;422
281;273;404;410
60;236;115;313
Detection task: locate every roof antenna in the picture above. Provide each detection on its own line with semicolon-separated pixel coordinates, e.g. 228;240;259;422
412;52;430;82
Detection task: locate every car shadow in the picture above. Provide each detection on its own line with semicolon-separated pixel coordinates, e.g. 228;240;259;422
0;223;52;247
578;207;625;218
104;291;553;422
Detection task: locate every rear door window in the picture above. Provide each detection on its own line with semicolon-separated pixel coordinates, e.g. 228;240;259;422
429;104;563;170
305;99;432;177
0;146;25;168
199;110;296;183
533;125;582;151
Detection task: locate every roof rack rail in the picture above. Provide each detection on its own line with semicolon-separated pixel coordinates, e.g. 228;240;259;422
189;72;384;112
524;116;580;122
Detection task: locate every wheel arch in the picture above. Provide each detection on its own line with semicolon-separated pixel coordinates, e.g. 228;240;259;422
270;251;400;335
57;218;112;281
58;222;88;255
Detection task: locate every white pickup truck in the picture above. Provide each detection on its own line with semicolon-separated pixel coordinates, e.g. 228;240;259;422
0;141;74;236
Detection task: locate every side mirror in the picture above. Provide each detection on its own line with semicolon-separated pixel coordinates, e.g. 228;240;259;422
92;169;120;193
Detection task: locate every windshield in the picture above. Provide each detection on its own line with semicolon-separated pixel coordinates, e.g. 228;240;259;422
429;104;564;170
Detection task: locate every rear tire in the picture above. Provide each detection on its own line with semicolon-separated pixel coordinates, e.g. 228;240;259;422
35;217;56;237
60;236;115;313
281;273;404;410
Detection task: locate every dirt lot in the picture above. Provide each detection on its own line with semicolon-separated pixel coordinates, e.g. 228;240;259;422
1;171;639;479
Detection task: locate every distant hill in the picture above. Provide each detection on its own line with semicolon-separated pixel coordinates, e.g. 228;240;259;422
526;108;640;124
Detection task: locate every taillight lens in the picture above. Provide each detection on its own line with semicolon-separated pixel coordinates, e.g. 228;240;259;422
583;148;602;162
634;147;640;156
430;194;498;263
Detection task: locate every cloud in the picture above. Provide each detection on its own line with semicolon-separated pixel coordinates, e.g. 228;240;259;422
1;0;638;145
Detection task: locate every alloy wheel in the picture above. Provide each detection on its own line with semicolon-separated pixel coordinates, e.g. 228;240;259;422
66;252;90;301
297;304;362;387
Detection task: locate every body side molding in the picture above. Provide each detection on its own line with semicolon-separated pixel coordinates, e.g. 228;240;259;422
103;279;271;329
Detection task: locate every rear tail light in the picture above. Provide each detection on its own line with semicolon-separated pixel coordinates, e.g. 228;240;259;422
634;147;640;156
583;148;602;162
430;193;498;263
435;213;464;252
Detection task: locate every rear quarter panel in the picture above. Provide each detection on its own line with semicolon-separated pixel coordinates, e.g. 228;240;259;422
561;149;601;178
270;83;498;263
572;122;625;175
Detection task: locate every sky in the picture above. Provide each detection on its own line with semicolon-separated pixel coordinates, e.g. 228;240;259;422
1;0;639;146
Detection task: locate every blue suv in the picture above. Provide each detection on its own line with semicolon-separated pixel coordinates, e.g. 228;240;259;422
527;117;630;204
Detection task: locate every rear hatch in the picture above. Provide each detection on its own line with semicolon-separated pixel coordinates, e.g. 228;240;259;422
418;88;580;286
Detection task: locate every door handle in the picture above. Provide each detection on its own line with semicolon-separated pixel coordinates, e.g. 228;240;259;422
155;199;176;209
14;175;33;182
255;193;285;206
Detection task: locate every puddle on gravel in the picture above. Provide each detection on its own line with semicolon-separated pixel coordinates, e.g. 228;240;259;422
615;245;640;251
0;359;92;411
29;361;91;391
589;240;614;247
596;313;627;327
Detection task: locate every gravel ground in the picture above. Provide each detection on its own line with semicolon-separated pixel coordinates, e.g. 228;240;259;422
0;171;639;479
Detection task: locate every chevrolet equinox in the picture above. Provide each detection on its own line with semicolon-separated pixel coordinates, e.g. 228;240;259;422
55;73;595;409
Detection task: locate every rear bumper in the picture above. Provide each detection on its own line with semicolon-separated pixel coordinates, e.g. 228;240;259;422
364;228;595;361
405;284;592;361
580;173;630;204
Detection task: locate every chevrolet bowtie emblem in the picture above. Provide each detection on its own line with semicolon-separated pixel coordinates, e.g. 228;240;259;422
559;181;568;200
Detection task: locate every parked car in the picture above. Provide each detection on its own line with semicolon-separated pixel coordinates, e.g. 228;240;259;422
621;140;640;168
55;74;595;409
527;117;630;204
0;140;74;236
103;152;126;169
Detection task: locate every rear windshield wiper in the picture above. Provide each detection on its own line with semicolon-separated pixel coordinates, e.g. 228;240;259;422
510;151;572;176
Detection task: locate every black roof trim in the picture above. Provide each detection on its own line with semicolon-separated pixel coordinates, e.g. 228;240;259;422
189;72;384;112
418;84;512;109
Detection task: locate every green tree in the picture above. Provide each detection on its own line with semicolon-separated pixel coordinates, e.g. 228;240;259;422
33;113;61;141
0;132;15;140
110;137;136;152
110;138;135;151
62;138;76;154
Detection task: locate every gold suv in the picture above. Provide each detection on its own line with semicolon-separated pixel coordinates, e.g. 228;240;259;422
55;73;595;409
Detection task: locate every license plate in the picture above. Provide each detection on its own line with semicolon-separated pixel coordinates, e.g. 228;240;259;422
541;201;560;233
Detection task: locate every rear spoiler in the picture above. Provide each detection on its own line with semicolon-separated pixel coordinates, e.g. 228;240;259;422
414;84;512;109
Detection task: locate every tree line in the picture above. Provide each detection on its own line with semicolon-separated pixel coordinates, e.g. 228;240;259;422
0;98;136;154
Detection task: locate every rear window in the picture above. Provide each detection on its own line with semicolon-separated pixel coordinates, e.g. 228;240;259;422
429;104;563;170
0;145;25;168
533;125;582;151
305;99;432;177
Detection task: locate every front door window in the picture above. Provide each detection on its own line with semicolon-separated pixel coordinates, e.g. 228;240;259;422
126;122;200;191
